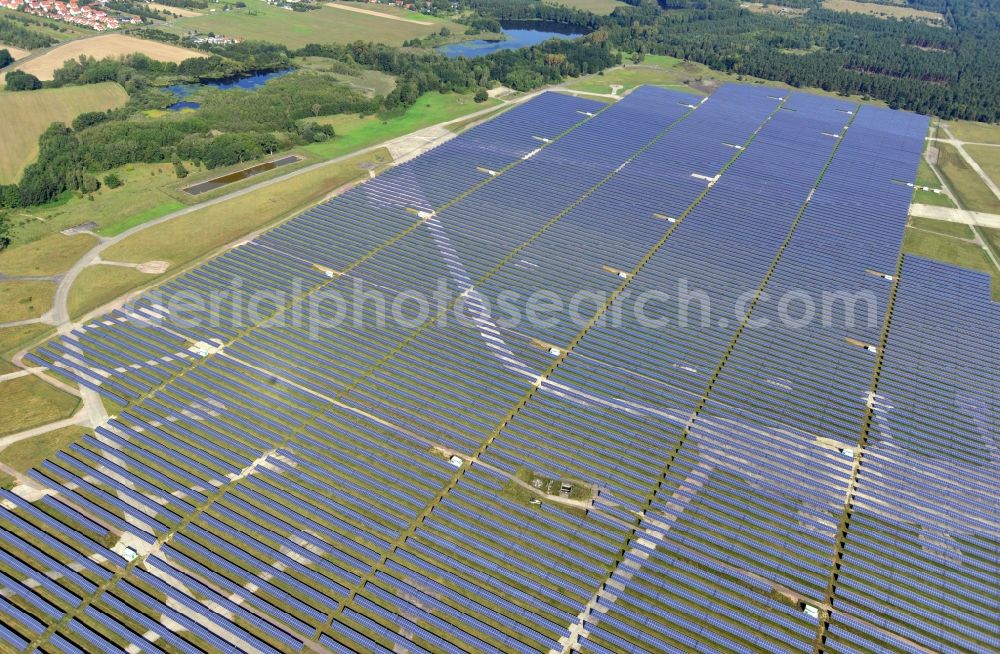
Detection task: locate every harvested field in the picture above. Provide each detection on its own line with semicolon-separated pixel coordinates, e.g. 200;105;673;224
0;43;29;61
11;34;205;80
325;2;432;24
822;0;945;23
147;2;202;17
0;82;128;183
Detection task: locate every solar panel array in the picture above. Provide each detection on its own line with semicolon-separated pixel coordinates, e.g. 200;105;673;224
823;256;999;654
2;82;994;654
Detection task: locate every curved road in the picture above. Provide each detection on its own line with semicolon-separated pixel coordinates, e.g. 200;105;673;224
3;94;524;334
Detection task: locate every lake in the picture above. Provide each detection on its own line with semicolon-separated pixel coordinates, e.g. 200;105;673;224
436;21;588;59
165;68;294;111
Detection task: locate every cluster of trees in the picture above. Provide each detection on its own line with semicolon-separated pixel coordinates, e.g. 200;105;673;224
5;70;42;91
0;49;13;69
196;71;379;132
462;16;503;34
0;15;56;50
295;33;618;99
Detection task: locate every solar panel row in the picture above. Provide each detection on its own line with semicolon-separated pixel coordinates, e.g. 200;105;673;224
2;82;983;654
6;92;612;652
573;104;939;654
824;256;999;654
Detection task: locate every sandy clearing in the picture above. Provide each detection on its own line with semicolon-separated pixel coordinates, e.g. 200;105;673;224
0;44;30;61
12;34;206;80
325;2;433;25
148;2;202;17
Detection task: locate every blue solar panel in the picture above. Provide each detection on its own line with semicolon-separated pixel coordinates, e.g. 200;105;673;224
6;84;978;654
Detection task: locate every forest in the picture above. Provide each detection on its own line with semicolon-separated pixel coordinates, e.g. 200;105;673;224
460;0;1000;121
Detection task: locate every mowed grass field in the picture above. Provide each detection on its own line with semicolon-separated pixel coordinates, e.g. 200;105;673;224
147;1;203;17
946;120;1000;145
965;145;1000;192
0;280;55;321
562;55;695;95
933;142;1000;214
0;424;83;474
912;154;956;207
166;0;464;48
305;91;501;159
0;82;128;183
0;323;52;374
0;375;79;437
11;34;206;80
0;233;97;276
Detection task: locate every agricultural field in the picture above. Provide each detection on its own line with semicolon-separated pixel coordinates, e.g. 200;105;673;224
147;2;203;17
324;1;433;24
543;0;628;14
0;82;128;184
164;0;465;48
0;375;79;437
932;142;1000;214
9;34;206;80
304;91;501;159
821;0;945;23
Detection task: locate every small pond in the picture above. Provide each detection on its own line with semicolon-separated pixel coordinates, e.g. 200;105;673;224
182;155;303;196
436;20;588;58
165;68;294;111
